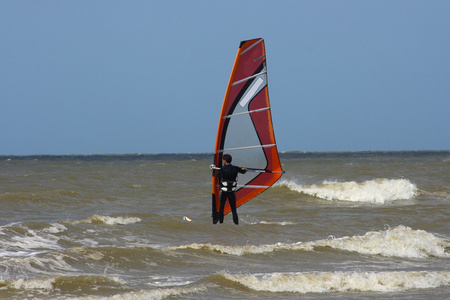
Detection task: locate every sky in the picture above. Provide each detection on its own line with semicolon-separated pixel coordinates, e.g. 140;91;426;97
1;1;449;155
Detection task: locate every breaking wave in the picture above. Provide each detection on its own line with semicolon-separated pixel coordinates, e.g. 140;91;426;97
279;178;417;203
0;216;140;258
221;270;450;293
0;223;67;258
314;225;449;258
169;225;449;258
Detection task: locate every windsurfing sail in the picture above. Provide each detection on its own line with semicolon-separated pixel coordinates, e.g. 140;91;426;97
211;38;284;223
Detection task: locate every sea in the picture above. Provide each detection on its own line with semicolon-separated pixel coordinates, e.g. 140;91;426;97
0;151;449;299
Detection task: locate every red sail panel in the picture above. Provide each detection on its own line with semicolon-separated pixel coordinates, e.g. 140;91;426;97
211;38;283;222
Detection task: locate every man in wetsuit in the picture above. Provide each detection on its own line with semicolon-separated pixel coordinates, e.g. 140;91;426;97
215;154;247;224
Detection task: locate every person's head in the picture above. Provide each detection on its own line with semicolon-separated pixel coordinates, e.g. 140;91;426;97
222;154;232;164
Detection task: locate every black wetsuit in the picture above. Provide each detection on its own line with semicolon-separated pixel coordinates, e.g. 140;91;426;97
215;164;247;224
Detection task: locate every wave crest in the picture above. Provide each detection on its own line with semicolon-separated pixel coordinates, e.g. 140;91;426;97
280;178;417;203
222;270;450;293
169;226;449;258
168;242;313;256
313;225;449;258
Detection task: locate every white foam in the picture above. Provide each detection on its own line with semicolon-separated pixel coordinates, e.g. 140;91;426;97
147;275;195;287
168;242;313;256
130;184;147;189
6;277;55;290
244;218;296;225
74;215;142;225
0;226;63;258
279;178;417;203
11;230;61;250
72;286;206;300
169;226;449;258
1;255;79;276
222;270;450;293
42;223;68;234
312;225;450;258
258;221;296;225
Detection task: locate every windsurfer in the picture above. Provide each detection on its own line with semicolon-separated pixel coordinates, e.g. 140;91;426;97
215;154;247;224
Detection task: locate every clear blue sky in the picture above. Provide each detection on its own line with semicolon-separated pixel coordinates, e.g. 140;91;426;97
1;1;449;155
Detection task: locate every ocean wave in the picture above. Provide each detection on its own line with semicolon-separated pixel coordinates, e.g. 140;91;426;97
0;189;81;202
0;223;66;258
73;285;207;300
0;275;127;297
420;188;450;199
169;225;449;258
1;254;79;277
279;178;417;203
221;270;450;293
0;217;139;258
1;277;56;291
73;215;142;225
147;275;196;287
313;225;449;258
168;242;313;256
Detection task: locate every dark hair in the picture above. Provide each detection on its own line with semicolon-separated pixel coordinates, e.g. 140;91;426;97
222;154;232;163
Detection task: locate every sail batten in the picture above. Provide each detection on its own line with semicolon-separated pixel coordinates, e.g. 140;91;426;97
223;107;270;119
232;71;267;86
211;38;283;222
237;185;270;189
219;144;277;152
240;38;263;55
215;185;271;189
